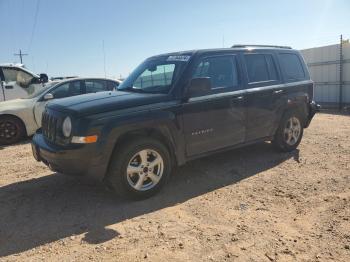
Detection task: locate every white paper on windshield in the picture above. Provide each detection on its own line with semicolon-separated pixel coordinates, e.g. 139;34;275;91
166;55;191;62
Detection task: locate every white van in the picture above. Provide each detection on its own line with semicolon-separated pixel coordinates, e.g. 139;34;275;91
0;64;48;102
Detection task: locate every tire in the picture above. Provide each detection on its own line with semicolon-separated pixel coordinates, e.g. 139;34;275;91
272;110;304;152
0;116;26;145
105;137;172;200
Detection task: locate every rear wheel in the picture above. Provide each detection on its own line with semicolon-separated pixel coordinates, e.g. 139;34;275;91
105;137;172;200
273;111;304;152
0;116;26;145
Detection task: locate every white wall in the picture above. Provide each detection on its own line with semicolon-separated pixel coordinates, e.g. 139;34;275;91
301;43;350;108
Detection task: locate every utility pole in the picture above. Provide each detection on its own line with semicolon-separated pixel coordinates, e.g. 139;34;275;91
339;35;343;111
14;49;28;64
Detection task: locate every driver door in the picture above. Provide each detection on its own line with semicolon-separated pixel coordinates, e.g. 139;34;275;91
182;55;246;156
34;80;83;126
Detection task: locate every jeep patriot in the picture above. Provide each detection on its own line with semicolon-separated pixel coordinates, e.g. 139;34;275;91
32;45;320;199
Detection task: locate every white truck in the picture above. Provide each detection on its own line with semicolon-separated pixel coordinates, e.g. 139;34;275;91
0;64;48;102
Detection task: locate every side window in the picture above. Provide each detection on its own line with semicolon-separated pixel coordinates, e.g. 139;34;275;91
265;55;278;80
193;56;238;89
2;68;33;87
245;54;278;83
51;81;82;99
85;80;108;93
107;81;119;90
2;68;18;82
279;53;305;81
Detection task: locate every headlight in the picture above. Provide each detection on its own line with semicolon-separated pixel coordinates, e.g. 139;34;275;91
62;116;72;137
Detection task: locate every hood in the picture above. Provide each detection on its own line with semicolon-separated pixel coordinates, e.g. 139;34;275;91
47;91;170;116
0;98;35;111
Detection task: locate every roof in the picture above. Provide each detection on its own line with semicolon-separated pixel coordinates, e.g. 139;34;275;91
0;63;25;67
55;77;121;85
149;45;295;59
0;63;39;78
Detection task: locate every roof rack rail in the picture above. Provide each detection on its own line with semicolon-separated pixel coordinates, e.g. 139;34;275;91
231;44;292;49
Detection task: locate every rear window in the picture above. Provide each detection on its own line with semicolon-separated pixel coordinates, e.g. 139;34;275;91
279;53;305;81
245;54;278;83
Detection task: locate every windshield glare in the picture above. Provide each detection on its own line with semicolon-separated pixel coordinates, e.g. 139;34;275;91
118;56;190;93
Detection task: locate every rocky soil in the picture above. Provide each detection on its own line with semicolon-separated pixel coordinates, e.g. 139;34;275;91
0;112;349;261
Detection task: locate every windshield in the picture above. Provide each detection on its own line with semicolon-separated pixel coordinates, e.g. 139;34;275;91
118;55;191;93
24;81;59;99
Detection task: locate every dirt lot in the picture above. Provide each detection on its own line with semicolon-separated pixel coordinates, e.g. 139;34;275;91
0;113;349;262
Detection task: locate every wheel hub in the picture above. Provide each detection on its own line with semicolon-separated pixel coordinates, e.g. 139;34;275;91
126;149;164;191
284;117;301;146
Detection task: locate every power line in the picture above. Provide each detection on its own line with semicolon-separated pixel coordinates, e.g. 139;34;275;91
14;49;28;64
28;0;40;52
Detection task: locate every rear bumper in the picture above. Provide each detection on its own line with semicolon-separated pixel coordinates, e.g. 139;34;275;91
305;101;321;127
31;132;107;180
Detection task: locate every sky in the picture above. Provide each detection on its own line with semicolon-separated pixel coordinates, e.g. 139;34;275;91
0;0;349;79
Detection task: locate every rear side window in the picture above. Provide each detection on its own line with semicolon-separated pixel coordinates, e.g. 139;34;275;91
245;54;278;83
107;80;119;90
85;80;108;93
193;56;238;89
279;53;305;81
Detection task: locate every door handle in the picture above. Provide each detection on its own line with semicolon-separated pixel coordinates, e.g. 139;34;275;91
273;89;283;94
232;96;244;101
5;85;14;89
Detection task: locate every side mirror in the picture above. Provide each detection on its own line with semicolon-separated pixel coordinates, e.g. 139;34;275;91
40;73;49;83
186;77;212;98
43;93;54;101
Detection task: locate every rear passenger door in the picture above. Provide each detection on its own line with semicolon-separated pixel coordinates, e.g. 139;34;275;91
182;55;246;156
242;53;283;141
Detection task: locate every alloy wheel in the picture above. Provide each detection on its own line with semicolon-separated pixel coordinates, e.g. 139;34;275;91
126;149;164;191
283;117;301;146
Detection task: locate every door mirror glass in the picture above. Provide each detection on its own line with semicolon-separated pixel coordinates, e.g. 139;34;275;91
187;77;212;98
43;93;54;101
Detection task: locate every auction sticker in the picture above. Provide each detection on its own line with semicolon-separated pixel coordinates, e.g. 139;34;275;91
166;55;191;62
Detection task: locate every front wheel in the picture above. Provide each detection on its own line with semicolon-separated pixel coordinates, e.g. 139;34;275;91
273;111;304;152
105;137;172;200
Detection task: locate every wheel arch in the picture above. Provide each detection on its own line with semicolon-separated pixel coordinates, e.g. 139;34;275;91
106;126;179;174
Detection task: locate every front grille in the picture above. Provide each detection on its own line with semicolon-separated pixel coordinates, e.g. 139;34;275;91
42;111;59;143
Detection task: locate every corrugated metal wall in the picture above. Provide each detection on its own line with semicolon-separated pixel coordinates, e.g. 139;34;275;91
301;43;350;108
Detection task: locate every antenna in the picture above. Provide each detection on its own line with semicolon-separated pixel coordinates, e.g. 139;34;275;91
14;49;28;64
102;40;107;78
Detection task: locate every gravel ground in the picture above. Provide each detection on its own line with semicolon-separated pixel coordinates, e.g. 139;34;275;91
0;112;349;262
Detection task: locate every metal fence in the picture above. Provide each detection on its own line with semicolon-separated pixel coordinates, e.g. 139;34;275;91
301;38;350;109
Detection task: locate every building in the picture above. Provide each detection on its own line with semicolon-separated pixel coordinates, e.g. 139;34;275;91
301;41;350;109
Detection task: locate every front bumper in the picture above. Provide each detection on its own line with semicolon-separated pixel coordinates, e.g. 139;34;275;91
305;101;321;127
31;132;107;180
